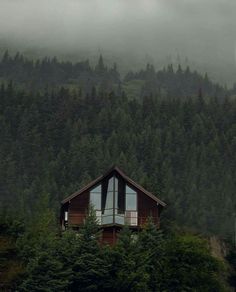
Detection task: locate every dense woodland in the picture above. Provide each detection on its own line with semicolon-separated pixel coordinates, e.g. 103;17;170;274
0;208;231;291
0;52;236;290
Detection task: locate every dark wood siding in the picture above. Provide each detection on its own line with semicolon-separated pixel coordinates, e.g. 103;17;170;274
102;227;121;245
102;227;115;245
138;190;159;226
68;191;89;225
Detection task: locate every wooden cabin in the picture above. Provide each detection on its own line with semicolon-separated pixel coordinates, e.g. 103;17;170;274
60;166;166;245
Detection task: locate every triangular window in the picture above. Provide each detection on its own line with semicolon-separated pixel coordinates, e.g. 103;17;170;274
90;175;137;225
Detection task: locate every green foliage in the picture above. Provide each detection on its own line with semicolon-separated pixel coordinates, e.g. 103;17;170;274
226;248;236;287
0;216;25;290
137;219;165;290
19;249;72;292
108;225;150;292
18;208;109;292
0;52;235;290
156;235;226;291
16;193;57;262
0;54;235;240
78;206;101;245
15;215;229;291
70;207;110;292
0;76;235;239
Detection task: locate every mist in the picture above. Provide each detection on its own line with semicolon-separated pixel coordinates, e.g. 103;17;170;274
0;0;236;84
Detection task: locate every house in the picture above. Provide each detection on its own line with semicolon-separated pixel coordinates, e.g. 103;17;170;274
60;166;166;245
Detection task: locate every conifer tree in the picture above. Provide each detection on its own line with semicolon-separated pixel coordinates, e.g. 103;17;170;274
108;225;150;292
70;207;110;292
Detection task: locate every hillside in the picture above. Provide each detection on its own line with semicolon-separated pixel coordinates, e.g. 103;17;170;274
0;52;235;290
0;51;234;98
0;53;235;239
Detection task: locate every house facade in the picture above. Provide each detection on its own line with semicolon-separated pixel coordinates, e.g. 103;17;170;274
61;166;166;245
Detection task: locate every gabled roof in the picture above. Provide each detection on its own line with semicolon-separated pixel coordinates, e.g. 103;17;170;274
61;166;166;207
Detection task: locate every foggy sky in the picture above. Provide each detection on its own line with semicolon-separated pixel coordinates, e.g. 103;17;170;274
0;0;236;84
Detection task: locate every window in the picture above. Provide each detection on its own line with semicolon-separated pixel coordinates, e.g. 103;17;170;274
90;184;101;210
90;177;137;226
125;185;137;226
90;184;102;224
102;177;114;224
125;185;137;210
101;176;125;225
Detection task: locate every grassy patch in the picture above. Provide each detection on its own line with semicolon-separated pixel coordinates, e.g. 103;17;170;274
123;79;145;100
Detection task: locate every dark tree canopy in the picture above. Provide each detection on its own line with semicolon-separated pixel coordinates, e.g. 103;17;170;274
0;51;235;291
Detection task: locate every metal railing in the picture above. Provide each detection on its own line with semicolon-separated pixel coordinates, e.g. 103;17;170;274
62;207;159;228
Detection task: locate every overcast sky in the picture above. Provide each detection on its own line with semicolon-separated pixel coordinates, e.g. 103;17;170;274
0;0;236;83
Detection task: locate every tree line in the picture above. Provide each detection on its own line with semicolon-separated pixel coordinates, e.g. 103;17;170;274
0;51;234;98
0;207;229;291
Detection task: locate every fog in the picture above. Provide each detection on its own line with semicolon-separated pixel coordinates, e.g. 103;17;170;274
0;0;236;84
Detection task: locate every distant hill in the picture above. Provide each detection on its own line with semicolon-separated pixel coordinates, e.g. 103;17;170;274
0;51;235;99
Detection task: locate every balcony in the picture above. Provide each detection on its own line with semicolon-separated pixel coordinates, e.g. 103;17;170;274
95;208;138;226
62;207;159;229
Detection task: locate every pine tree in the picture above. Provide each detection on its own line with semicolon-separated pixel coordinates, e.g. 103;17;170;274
70;207;110;292
108;225;150;292
138;219;165;291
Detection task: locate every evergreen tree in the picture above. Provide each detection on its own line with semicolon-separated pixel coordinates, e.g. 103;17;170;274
70;207;110;292
108;225;150;292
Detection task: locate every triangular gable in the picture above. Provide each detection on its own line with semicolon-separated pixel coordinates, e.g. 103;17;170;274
61;166;166;207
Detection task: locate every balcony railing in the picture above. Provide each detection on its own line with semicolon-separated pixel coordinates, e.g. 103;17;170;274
62;207;159;228
95;208;138;226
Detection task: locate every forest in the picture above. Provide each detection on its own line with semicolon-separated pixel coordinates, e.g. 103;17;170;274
0;52;236;290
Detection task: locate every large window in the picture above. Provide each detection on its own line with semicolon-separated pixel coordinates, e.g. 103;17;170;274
90;184;102;224
115;177;125;224
125;185;137;226
102;176;115;224
90;185;101;210
125;185;137;210
89;176;137;226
